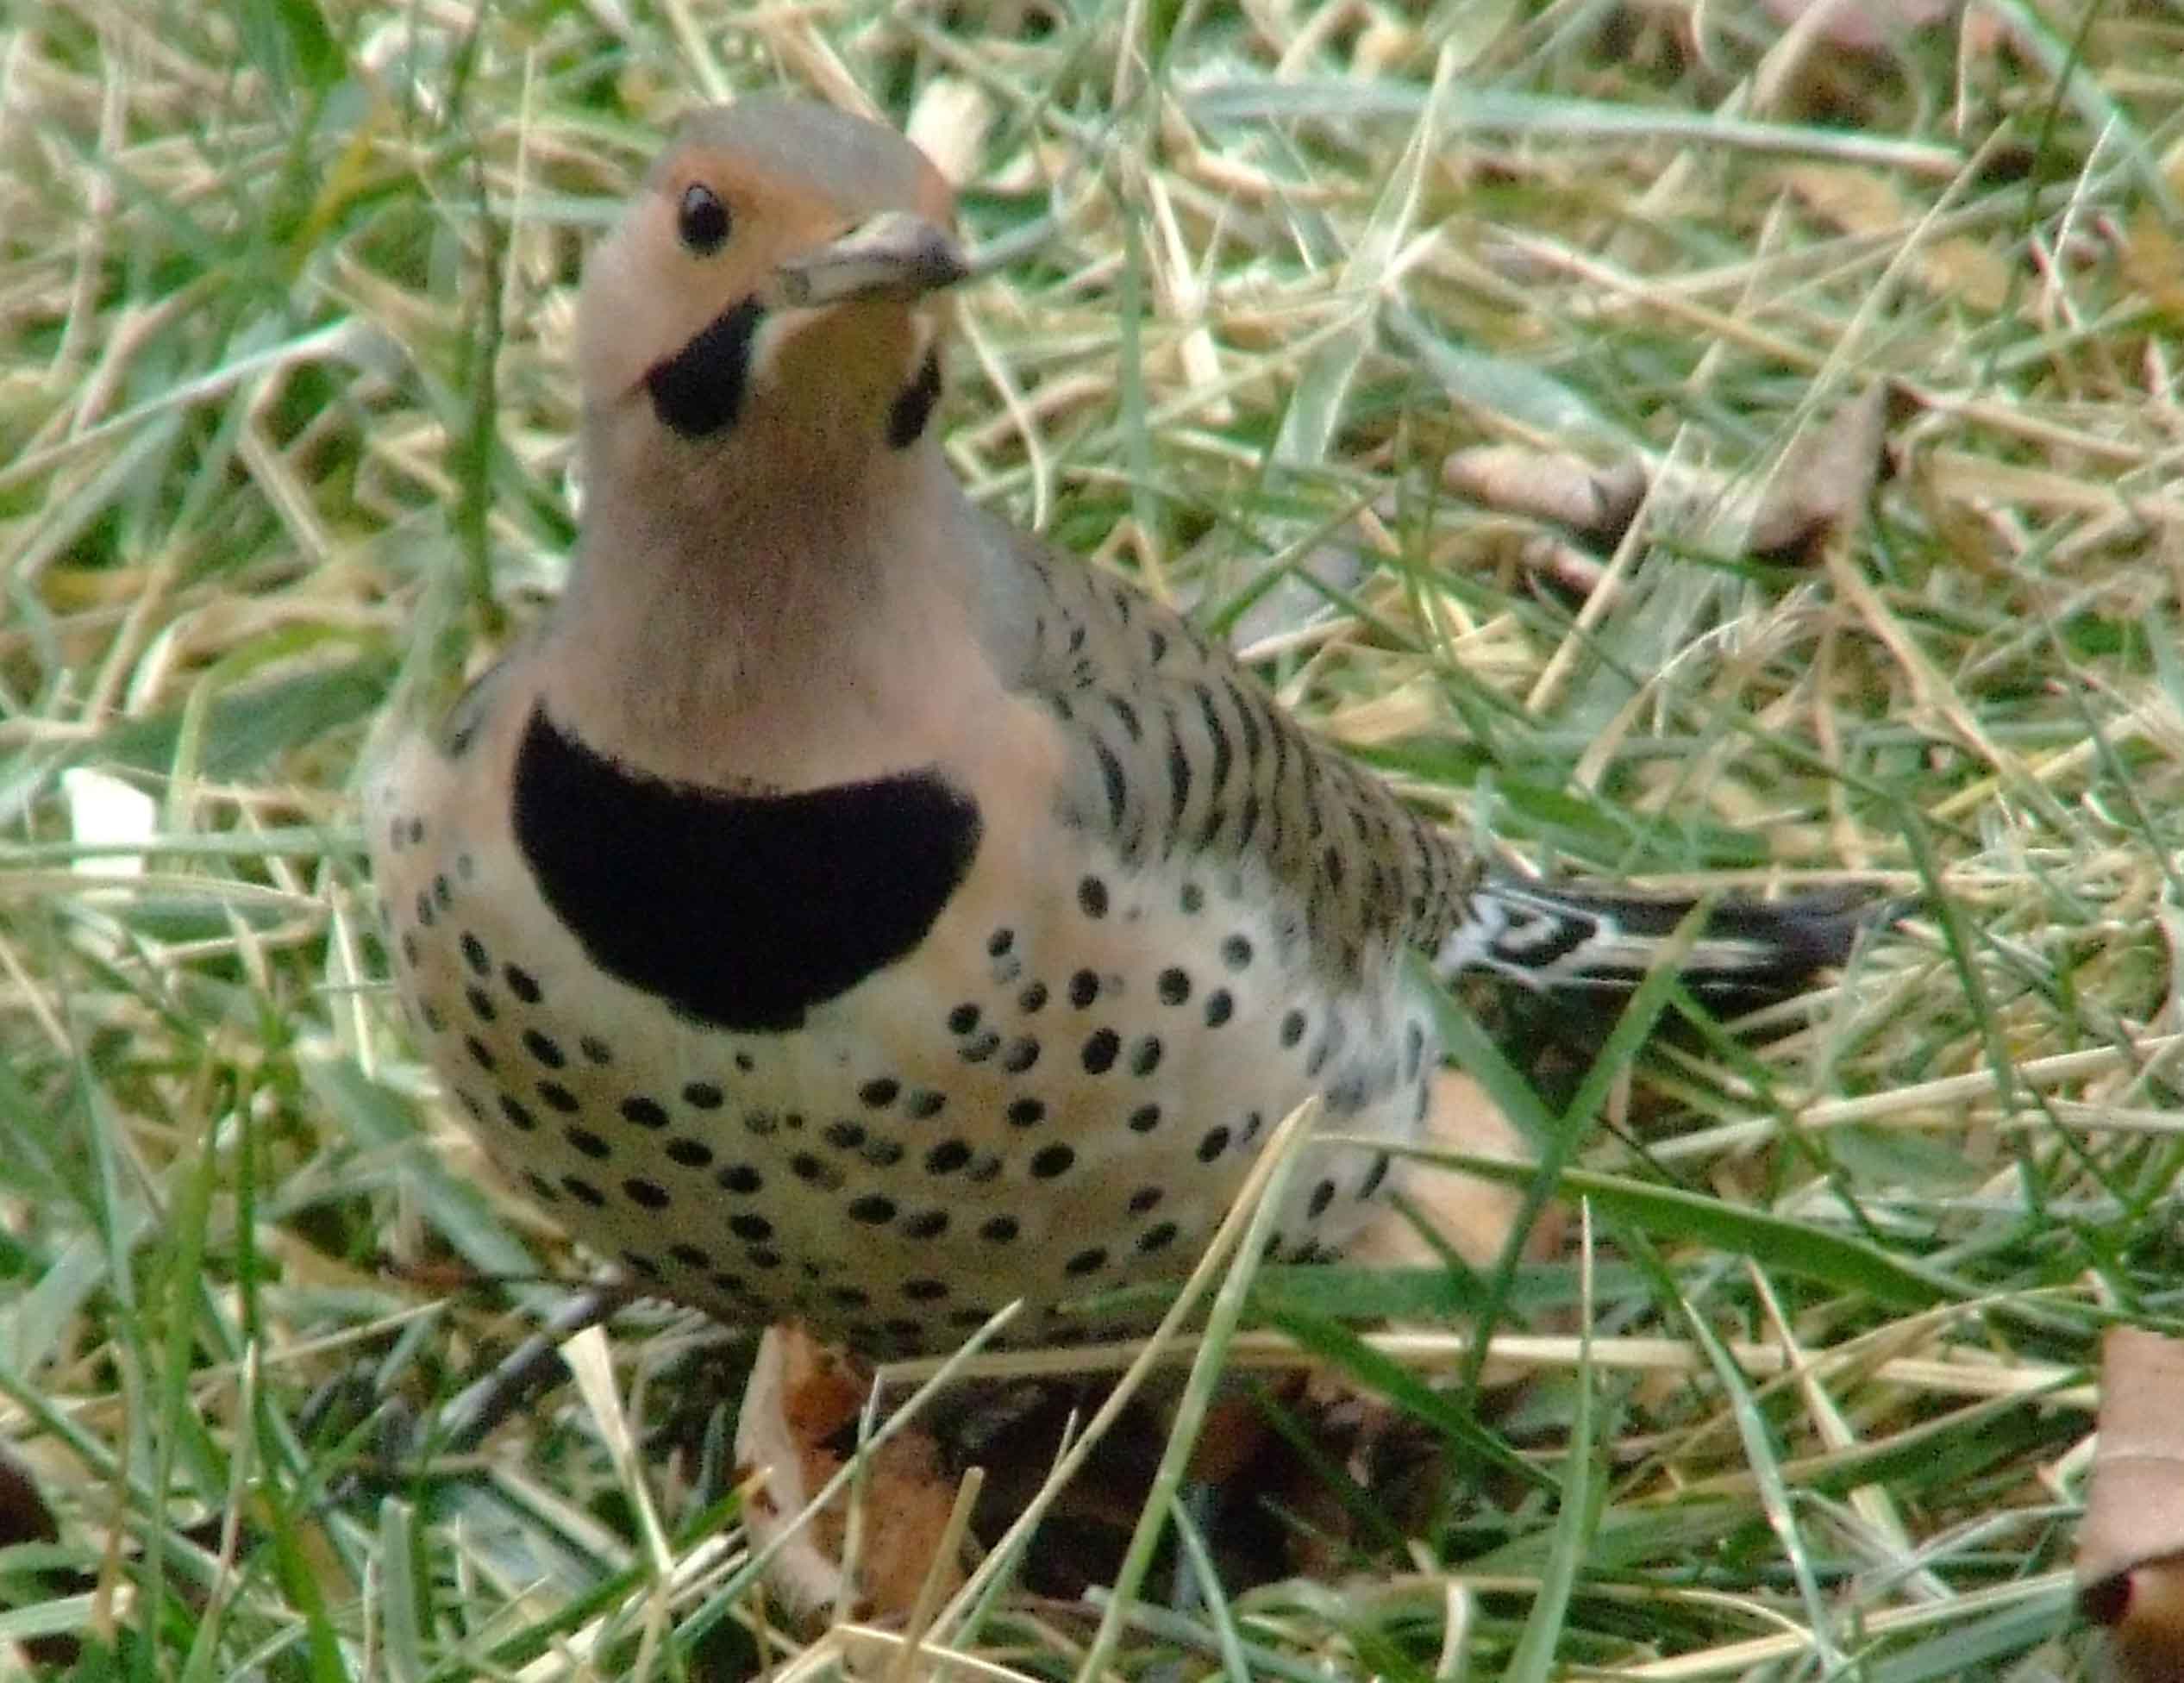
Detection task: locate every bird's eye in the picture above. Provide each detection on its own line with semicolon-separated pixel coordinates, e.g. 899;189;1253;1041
678;184;731;255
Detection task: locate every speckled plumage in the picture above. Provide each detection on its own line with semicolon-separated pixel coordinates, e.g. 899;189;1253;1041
366;99;1870;1355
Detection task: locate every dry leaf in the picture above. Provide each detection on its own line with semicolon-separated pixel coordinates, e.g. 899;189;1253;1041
2079;1327;2184;1682
1443;384;1889;579
906;76;992;190
1759;0;1961;54
734;1326;968;1624
0;1441;79;1672
1786;164;2010;313
1747;384;1892;564
1442;445;1648;548
2097;1563;2184;1683
2119;207;2184;329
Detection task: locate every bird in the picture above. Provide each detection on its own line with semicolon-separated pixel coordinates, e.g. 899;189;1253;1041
364;96;1881;1361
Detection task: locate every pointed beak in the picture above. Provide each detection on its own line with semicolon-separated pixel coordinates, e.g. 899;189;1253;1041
768;211;969;309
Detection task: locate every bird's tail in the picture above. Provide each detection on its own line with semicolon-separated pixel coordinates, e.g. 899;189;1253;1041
1436;875;1888;1004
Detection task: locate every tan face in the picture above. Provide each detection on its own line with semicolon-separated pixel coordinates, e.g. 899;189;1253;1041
577;98;966;453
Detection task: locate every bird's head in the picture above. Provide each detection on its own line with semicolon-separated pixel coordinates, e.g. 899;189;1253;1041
578;97;967;479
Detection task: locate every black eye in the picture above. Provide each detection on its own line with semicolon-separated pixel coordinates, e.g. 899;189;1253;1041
678;184;730;255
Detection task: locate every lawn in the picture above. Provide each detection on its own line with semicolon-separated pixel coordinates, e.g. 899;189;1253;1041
3;0;2181;1677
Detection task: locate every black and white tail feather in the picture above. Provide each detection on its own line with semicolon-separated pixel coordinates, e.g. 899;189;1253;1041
1436;875;1884;1004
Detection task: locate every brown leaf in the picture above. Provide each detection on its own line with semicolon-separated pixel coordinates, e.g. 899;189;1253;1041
2080;1328;2184;1682
2119;207;2184;330
0;1441;80;1671
1748;384;1892;564
734;1325;969;1624
2091;1561;2184;1683
1442;446;1648;549
1786;165;2010;313
1759;0;1960;51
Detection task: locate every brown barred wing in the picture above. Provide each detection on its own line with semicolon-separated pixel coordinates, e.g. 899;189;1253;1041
998;523;1475;982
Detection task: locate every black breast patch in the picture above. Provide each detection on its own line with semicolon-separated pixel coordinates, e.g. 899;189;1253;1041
511;705;983;1032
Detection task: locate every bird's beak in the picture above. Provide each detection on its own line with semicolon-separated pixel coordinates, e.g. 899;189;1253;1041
768;211;969;309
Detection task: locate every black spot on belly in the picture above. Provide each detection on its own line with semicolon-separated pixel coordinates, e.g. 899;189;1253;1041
512;705;983;1032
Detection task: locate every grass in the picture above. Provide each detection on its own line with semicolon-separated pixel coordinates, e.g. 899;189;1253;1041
4;0;2182;1676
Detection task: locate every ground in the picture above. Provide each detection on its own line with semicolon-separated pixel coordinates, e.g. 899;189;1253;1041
2;1;2181;1678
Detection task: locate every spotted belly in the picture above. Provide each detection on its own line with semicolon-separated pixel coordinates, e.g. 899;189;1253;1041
375;777;1434;1359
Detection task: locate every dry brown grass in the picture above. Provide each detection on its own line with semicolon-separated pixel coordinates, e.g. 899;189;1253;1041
4;0;2183;1676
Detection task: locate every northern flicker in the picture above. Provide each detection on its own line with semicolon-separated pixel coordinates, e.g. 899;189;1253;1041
365;97;1879;1359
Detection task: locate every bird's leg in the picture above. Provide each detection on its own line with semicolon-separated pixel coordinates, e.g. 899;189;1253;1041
425;1282;635;1457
